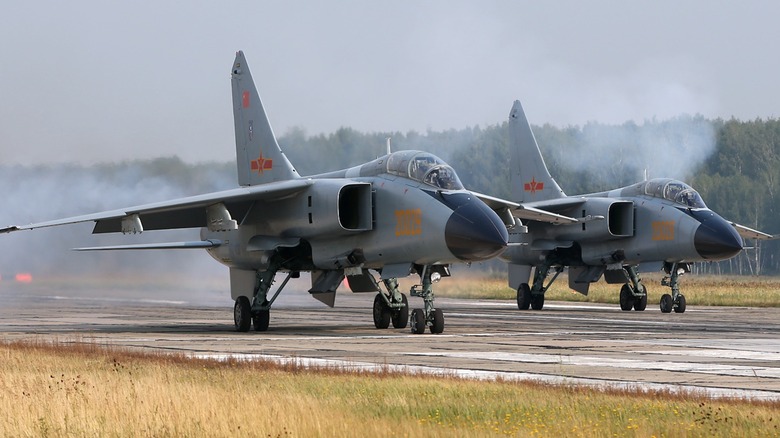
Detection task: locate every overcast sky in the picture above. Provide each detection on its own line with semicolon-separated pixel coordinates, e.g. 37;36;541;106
1;1;778;165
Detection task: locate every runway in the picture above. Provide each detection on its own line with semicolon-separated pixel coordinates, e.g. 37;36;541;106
2;284;780;401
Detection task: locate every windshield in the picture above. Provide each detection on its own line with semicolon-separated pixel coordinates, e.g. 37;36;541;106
386;151;464;190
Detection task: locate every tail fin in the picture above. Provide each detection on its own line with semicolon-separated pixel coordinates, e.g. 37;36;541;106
509;100;565;202
231;51;299;186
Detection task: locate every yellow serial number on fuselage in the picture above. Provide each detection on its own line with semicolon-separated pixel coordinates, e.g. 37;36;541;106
395;209;422;236
652;221;675;241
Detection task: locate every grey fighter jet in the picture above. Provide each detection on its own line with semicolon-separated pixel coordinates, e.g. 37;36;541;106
0;51;508;334
479;101;774;314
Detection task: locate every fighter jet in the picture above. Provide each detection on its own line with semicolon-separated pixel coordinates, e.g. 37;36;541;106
478;101;774;314
0;51;508;334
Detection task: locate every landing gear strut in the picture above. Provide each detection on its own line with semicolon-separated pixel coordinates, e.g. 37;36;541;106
234;254;293;332
619;265;647;311
409;265;446;334
660;262;688;313
372;277;409;329
517;264;562;310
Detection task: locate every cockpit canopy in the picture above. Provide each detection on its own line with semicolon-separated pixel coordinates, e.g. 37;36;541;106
386;151;464;190
632;178;706;208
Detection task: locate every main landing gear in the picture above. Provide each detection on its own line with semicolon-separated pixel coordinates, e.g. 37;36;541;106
660;262;688;313
234;255;293;332
370;265;446;334
618;265;648;311
372;277;409;330
516;264;562;311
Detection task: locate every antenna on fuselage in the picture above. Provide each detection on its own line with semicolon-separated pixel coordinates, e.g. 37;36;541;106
643;168;649;181
386;137;392;154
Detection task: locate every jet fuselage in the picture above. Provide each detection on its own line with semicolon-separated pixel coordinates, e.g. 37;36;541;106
502;178;742;269
203;150;508;273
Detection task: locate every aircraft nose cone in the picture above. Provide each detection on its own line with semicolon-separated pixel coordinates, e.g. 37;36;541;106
444;195;508;261
692;210;743;260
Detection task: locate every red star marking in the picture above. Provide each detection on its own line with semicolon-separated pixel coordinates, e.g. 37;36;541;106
250;153;273;174
524;177;544;194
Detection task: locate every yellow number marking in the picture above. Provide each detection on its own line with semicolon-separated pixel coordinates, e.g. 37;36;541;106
395;209;422;236
652;221;675;241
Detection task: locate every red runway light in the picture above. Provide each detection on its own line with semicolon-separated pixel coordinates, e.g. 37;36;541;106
15;273;32;283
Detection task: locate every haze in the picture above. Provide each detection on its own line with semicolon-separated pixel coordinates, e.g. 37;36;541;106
1;1;778;165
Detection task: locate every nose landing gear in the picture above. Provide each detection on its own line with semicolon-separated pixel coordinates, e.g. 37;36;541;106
409;265;448;334
660;262;688;313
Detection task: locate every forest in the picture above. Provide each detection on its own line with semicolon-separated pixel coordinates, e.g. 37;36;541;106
2;115;779;276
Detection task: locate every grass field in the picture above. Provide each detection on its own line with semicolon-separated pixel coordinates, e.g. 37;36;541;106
1;340;779;437
424;273;780;308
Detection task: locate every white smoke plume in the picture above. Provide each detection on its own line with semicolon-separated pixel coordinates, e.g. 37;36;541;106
541;115;716;192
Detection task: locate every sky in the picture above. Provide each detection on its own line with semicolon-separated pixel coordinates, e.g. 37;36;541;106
1;1;779;165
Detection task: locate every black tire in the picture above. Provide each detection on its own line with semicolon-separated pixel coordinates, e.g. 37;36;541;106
430;308;444;334
391;294;409;329
660;293;673;313
530;293;545;310
674;294;687;313
633;284;647;311
410;309;426;334
516;283;531;310
253;309;270;332
234;296;251;332
619;284;633;311
373;294;391;329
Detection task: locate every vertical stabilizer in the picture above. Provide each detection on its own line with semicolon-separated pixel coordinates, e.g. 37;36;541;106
509;100;565;202
231;51;298;186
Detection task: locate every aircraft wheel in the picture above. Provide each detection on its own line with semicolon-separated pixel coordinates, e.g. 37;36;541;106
373;294;391;329
410;309;426;334
516;283;531;310
674;294;687;313
619;284;633;311
633;290;648;311
391;294;409;329
530;293;545;310
430;308;445;334
234;296;251;332
253;309;270;332
660;294;673;313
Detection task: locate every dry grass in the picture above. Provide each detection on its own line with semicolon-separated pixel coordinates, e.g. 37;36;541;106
1;340;779;437
427;273;780;307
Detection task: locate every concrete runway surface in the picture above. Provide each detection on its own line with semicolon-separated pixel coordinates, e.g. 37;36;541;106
2;284;780;401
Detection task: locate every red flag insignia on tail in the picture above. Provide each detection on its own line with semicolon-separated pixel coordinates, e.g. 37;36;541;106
242;91;250;108
250;152;273;174
524;177;544;194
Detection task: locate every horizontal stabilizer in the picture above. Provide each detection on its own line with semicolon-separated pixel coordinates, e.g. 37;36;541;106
74;240;222;251
730;222;776;240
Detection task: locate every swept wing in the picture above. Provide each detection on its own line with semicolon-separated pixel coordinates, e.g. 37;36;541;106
473;191;580;225
730;222;776;240
1;178;312;235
